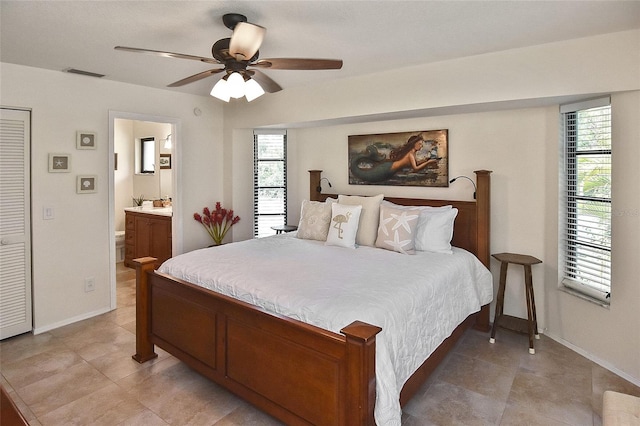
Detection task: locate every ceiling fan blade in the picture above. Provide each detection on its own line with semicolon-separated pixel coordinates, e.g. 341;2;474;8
115;46;220;65
167;69;225;87
252;58;343;70
229;22;266;61
247;69;282;93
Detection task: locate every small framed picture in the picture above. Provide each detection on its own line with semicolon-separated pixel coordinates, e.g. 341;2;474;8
76;175;97;194
48;153;71;172
159;153;172;170
76;131;97;150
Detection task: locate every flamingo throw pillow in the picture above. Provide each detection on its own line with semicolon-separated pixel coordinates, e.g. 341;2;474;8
325;203;362;249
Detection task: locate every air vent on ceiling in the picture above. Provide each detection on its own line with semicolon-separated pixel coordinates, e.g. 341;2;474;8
63;68;105;78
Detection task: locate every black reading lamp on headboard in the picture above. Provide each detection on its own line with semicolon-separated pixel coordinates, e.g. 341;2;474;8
449;175;477;199
316;177;332;193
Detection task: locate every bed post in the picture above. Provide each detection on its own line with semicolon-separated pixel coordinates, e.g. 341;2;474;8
474;170;491;268
309;170;322;202
474;170;492;332
341;321;382;426
132;257;159;363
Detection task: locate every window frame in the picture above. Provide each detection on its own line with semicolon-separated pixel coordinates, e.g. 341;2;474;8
253;131;287;238
140;137;155;174
559;97;612;305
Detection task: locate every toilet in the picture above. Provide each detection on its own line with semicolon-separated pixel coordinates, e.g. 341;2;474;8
115;230;126;263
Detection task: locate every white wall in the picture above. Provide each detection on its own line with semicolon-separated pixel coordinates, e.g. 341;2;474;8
225;30;639;129
225;30;640;384
543;91;640;384
1;62;224;332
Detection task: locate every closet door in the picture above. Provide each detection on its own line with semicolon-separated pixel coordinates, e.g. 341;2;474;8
0;108;32;339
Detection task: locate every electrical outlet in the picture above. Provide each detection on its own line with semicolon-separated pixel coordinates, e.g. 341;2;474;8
84;277;95;292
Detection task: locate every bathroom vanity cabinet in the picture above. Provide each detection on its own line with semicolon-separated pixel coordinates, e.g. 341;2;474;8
124;208;172;269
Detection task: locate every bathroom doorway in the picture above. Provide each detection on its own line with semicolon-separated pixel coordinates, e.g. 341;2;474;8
108;111;181;310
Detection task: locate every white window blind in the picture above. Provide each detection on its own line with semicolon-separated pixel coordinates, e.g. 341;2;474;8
560;97;611;303
254;131;287;238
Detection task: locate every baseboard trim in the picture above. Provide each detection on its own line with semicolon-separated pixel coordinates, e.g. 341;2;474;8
33;306;112;335
544;330;640;388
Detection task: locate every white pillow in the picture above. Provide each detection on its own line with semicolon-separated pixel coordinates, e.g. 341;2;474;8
381;200;452;212
297;200;332;241
337;194;383;247
325;203;362;249
415;208;458;254
375;204;421;254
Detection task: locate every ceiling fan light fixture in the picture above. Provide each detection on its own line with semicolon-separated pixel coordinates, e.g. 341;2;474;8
244;78;265;102
227;72;245;99
230;22;266;61
117;13;343;99
210;78;231;102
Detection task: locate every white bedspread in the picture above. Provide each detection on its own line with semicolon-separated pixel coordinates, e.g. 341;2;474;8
158;233;493;425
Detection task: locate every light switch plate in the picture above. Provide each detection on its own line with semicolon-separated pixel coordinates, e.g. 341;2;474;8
43;206;54;220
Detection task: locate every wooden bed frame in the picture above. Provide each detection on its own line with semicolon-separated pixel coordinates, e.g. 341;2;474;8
132;169;492;425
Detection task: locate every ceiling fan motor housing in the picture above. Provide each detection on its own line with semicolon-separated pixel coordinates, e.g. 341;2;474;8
222;13;247;30
212;38;259;63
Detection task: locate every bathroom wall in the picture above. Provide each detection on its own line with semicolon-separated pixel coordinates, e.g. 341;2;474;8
114;119;172;232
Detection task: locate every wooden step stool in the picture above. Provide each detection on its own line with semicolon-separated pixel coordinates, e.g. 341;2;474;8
489;252;542;354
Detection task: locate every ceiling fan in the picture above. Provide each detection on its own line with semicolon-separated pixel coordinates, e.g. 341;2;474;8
115;13;343;101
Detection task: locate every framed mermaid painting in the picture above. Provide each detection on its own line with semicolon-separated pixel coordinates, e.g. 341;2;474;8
348;129;449;187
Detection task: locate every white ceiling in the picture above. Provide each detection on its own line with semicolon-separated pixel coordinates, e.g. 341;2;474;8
2;1;639;98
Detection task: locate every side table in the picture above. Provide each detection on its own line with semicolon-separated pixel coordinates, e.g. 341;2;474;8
271;225;298;235
490;252;542;354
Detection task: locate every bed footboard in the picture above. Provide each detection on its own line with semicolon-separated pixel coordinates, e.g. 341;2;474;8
132;257;381;426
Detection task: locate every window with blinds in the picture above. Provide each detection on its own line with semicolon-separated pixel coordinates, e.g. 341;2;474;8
140;137;155;173
254;131;287;238
560;97;611;304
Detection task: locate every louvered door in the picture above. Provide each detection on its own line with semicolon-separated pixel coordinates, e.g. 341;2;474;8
0;108;32;339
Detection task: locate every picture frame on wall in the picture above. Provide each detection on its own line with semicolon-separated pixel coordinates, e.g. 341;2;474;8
76;131;97;150
48;153;71;172
159;153;171;170
348;129;449;187
76;175;97;194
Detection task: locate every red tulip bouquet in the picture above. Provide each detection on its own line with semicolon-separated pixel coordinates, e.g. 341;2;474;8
194;202;240;246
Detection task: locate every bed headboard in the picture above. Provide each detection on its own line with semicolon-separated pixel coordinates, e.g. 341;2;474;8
308;170;491;267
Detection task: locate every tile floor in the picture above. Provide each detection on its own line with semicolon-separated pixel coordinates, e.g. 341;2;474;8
1;263;639;425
